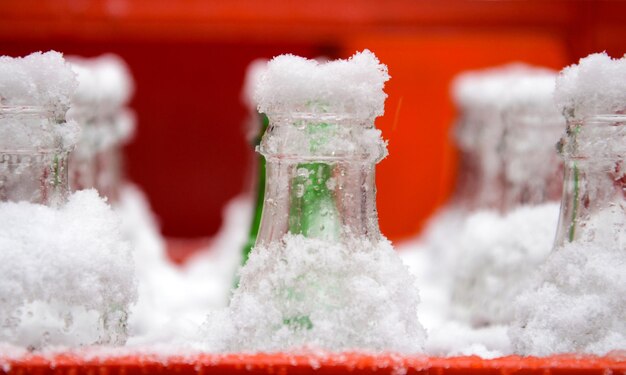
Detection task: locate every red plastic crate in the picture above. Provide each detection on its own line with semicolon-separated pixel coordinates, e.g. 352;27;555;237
2;353;625;375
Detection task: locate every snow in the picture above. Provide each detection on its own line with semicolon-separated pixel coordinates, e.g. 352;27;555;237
0;51;79;151
121;189;249;348
0;190;136;348
215;234;425;353
452;63;556;110
555;52;626;119
67;54;136;155
0;51;76;118
510;203;626;356
68;54;134;110
255;50;390;120
449;203;560;326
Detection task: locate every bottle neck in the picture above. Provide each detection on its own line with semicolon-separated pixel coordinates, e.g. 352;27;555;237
0;106;72;206
499;107;565;212
452;107;506;211
554;114;626;249
256;114;384;245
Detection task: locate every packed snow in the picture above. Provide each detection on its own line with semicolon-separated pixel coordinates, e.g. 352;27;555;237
0;51;76;117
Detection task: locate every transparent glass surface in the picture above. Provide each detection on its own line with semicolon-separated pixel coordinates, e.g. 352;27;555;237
453;108;505;211
256;113;386;246
500;107;564;212
0;107;70;206
68;108;123;202
554;115;626;248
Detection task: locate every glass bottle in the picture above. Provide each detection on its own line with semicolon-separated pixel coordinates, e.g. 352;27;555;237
94;110;129;203
0;106;73;206
453;105;505;211
554;114;626;248
256;112;387;246
67;103;98;192
500;106;564;212
240;113;269;267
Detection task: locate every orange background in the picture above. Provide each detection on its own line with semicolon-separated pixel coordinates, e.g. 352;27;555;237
1;1;625;241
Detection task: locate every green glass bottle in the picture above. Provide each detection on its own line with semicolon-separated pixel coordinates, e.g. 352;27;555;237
239;113;269;269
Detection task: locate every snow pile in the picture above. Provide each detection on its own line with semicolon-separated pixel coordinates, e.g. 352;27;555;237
452;63;556;111
69;54;133;111
510;204;626;355
449;203;560;326
208;234;425;353
125;193;249;347
555;52;626;119
0;51;76;117
0;51;79;151
255;50;389;120
398;241;510;358
0;190;136;348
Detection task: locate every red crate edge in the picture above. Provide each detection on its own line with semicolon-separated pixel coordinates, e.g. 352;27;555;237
1;352;625;375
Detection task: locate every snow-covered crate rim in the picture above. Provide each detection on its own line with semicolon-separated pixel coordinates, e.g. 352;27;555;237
1;353;625;374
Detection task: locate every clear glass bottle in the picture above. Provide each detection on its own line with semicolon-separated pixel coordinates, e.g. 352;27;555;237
554;114;626;248
67;104;98;192
500;106;564;212
94;111;127;203
256;112;387;246
453;106;505;211
0;106;73;206
69;107;125;202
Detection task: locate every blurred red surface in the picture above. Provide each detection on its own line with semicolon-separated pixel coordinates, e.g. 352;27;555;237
0;1;625;240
